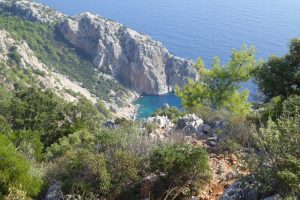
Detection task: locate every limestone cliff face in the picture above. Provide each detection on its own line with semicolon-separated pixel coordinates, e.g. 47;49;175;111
58;13;198;95
0;0;65;24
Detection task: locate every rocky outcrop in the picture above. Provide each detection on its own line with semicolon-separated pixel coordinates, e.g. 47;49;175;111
176;114;207;137
58;13;198;95
0;29;97;103
220;179;283;200
0;29;137;119
146;116;174;129
0;0;65;23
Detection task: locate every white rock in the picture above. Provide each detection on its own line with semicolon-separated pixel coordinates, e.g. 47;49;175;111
58;13;198;95
177;114;205;137
147;116;174;129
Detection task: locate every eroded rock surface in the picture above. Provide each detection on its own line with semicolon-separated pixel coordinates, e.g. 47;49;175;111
0;0;65;23
58;13;198;95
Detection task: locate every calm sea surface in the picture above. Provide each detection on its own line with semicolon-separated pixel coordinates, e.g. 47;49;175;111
39;0;300;118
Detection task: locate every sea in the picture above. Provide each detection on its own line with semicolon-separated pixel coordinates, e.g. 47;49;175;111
39;0;300;119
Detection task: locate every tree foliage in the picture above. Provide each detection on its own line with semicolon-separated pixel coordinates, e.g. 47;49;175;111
176;45;255;118
0;87;104;147
255;39;300;101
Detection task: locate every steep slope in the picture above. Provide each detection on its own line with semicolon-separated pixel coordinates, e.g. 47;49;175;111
0;0;65;23
0;29;95;102
59;13;198;95
0;14;137;118
0;0;198;118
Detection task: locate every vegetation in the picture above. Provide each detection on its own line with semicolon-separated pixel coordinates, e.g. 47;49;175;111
0;7;300;200
176;45;255;119
152;106;185;122
0;134;42;198
254;39;300;101
172;40;300;198
0;14;128;103
252;109;300;198
150;144;211;199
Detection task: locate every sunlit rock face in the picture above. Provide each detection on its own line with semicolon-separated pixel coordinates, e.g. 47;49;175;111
59;12;198;95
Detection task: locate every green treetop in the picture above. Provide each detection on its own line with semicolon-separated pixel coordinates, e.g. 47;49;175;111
176;45;256;118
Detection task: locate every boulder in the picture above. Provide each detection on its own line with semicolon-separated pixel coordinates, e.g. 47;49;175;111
203;124;212;133
220;181;243;200
206;136;219;147
242;185;259;200
45;182;63;200
176;114;205;137
146;116;174;129
162;103;170;109
104;120;117;129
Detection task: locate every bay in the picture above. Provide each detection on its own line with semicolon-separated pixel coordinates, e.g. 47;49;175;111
38;0;300;118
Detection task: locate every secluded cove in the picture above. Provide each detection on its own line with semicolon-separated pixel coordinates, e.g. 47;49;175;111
134;93;181;119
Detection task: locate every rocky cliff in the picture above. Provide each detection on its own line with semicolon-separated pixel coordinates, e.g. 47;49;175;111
0;0;65;23
58;13;198;95
0;0;198;119
0;0;198;95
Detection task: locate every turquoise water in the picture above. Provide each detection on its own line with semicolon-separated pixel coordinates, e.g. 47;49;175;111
38;0;300;118
134;93;181;119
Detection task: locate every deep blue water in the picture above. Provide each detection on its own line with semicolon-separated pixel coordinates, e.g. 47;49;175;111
39;0;300;118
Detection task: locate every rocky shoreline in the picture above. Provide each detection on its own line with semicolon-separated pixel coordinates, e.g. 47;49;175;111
0;0;198;119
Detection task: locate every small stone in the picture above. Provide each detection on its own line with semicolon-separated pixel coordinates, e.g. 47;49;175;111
149;133;157;139
162;103;170;109
203;124;211;133
263;195;283;200
104;120;117;129
46;182;63;200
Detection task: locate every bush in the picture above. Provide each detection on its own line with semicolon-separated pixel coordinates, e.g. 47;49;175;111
149;144;211;199
217;118;258;153
108;150;140;197
152;107;184;122
46;130;95;160
4;187;31;200
252;110;300;198
10;130;44;161
8;46;21;64
0;134;42;198
46;150;111;197
46;125;159;198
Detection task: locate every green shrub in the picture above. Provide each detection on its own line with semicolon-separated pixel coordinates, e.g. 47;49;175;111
96;100;111;118
8;46;21;65
108;150;140;197
149;144;211;199
0;86;104;147
46;130;95;160
10;130;44;161
0;134;42;198
143;121;158;133
152;107;184;122
253;111;300;197
47;150;111;197
32;69;46;77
